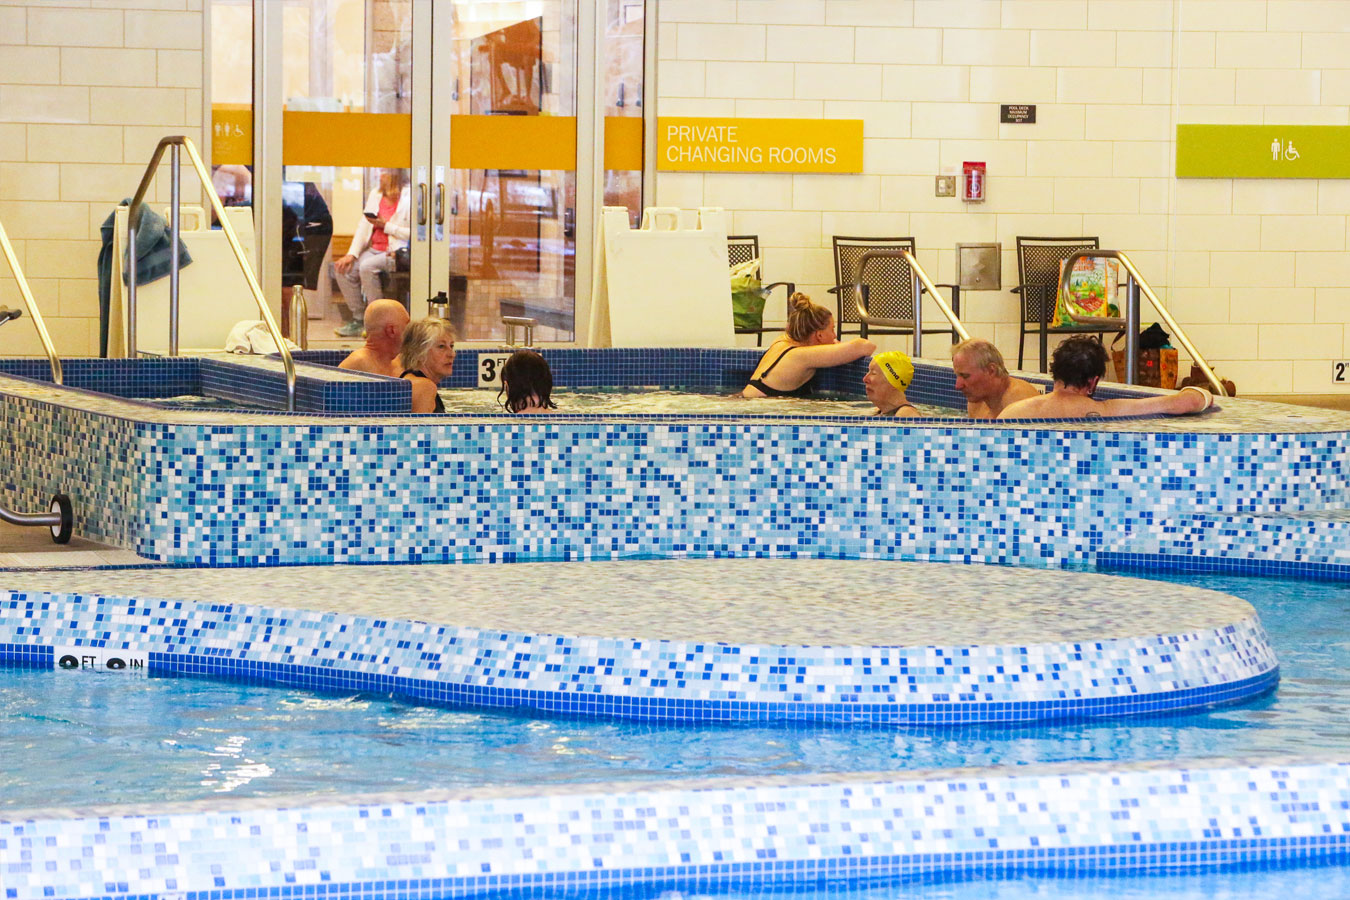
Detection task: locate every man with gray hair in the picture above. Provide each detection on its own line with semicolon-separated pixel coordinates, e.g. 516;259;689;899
951;338;1040;419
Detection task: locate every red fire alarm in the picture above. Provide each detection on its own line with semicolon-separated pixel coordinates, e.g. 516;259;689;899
962;161;986;203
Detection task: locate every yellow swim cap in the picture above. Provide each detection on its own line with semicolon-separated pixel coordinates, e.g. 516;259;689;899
874;351;914;390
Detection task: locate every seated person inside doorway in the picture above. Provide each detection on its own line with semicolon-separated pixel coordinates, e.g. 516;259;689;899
951;338;1040;419
999;336;1212;420
333;168;411;338
498;350;558;414
338;299;409;377
741;293;875;399
399;317;457;414
863;351;922;418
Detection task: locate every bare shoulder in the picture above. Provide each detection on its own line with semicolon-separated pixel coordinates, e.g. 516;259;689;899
1005;377;1041;403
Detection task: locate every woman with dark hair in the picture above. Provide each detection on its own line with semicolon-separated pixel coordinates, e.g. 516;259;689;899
741;292;875;398
399;317;456;413
498;350;557;414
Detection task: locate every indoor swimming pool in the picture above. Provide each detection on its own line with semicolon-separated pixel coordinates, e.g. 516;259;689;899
0;571;1337;811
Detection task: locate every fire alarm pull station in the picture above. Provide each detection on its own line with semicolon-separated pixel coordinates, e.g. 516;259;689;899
962;161;986;203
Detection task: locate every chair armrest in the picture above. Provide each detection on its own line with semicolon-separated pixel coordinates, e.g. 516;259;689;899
763;281;794;295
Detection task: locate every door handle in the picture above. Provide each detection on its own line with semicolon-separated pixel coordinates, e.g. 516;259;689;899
435;183;445;226
416;182;428;226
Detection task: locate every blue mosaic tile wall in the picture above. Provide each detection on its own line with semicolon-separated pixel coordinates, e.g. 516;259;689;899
0;587;1278;726
5;755;1349;900
3;352;1347;569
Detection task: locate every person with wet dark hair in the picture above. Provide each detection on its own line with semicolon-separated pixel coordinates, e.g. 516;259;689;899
999;336;1212;420
498;350;557;414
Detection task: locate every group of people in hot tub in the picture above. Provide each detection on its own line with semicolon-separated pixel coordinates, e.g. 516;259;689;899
338;292;1213;419
740;291;1214;420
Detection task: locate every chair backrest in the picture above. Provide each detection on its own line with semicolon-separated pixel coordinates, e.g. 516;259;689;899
831;236;917;323
1015;236;1099;324
727;234;759;269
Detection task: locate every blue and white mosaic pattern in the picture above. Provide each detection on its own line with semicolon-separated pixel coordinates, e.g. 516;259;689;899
0;560;1279;725
5;757;1349;900
3;351;1348;568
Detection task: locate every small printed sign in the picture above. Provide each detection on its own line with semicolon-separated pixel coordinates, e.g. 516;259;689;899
477;354;512;388
1000;104;1036;124
54;644;147;673
1334;360;1349;384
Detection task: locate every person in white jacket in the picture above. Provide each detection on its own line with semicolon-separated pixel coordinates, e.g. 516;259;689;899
333;169;411;337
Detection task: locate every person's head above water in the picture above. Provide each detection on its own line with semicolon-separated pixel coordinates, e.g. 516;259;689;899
873;351;914;391
400;317;457;378
784;292;835;344
1050;336;1108;391
863;350;916;416
363;299;410;352
498;350;557;413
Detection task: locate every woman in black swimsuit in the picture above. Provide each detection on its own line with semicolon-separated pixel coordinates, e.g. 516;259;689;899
742;293;876;399
398;317;457;413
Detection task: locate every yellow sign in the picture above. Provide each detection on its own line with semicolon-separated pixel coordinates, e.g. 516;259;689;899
211;104;252;165
657;117;863;174
1177;124;1350;178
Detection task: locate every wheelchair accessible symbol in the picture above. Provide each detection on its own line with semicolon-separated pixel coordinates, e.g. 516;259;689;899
1271;137;1300;161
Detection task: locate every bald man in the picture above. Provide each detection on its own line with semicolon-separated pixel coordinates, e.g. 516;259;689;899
338;298;410;377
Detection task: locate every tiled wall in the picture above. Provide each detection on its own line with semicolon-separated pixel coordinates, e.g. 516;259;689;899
655;0;1350;393
0;0;204;359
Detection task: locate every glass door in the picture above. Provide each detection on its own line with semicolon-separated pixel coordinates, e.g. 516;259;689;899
234;0;645;347
275;0;415;343
429;1;579;343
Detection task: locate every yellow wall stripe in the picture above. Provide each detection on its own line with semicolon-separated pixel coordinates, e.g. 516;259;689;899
211;108;646;172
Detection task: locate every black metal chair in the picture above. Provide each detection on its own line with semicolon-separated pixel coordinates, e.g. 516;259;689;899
1013;236;1123;373
828;235;960;344
727;235;793;346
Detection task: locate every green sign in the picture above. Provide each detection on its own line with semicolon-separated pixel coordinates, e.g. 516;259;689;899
1176;125;1350;178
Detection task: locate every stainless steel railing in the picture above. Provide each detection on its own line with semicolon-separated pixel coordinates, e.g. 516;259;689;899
1059;250;1228;397
853;249;970;357
0;218;62;385
126;136;296;410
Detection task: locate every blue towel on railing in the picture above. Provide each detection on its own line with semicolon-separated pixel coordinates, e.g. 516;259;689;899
96;200;193;357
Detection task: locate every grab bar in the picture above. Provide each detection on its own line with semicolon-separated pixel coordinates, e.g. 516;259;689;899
126;136;296;411
0;219;62;385
853;249;970;357
1059;250;1228;397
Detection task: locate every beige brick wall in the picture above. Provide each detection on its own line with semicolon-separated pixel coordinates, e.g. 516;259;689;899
657;0;1350;392
0;0;203;358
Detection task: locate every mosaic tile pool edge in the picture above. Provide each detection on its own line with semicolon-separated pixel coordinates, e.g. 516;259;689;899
5;758;1349;900
0;586;1279;725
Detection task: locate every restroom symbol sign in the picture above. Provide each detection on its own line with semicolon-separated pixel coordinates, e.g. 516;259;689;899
1270;138;1300;161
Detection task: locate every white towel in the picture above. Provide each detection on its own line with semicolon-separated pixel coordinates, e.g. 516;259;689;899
224;320;299;355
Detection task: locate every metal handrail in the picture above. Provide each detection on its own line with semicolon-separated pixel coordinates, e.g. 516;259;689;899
126;135;296;410
0;218;62;385
854;249;970;357
1059;249;1228;397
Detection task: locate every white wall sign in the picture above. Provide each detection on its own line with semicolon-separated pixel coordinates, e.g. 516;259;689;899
477;354;512;388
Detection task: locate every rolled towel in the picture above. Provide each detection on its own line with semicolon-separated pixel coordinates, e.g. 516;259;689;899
1179;384;1214;410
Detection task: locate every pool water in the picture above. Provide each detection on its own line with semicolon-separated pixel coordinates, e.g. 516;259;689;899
436;387;955;417
0;572;1343;811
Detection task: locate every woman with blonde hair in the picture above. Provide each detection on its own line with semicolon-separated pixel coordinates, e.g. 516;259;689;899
399;317;456;413
742;292;875;398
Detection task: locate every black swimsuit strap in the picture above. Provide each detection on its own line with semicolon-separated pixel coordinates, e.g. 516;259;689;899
755;344;798;381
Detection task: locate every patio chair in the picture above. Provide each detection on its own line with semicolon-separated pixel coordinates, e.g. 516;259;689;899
1014;236;1124;373
828;235;961;344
